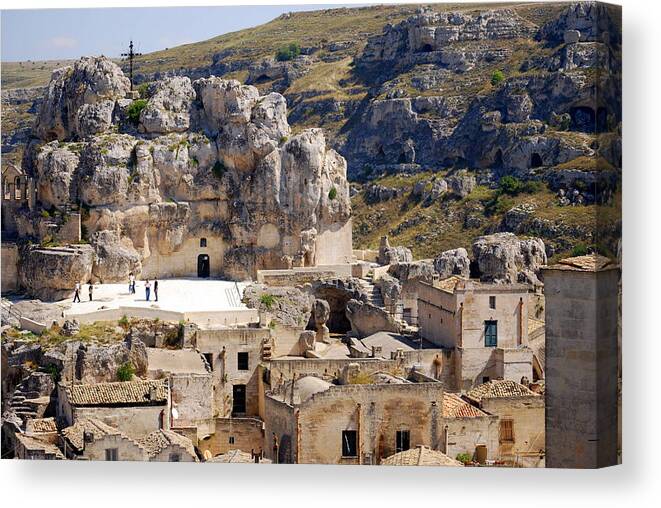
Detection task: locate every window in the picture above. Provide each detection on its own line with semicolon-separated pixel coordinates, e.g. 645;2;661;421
200;238;207;248
499;419;514;443
396;430;410;453
484;320;498;347
229;436;235;445
342;430;358;457
203;352;214;371
105;448;118;461
489;296;496;309
237;352;249;371
169;453;181;462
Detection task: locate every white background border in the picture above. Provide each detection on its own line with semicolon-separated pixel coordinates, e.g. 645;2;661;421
1;0;659;506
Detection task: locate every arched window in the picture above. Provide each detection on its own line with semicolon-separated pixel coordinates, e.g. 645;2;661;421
200;238;207;248
14;176;22;200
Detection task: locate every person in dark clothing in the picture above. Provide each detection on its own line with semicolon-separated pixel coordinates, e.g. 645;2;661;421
73;282;81;303
154;279;159;302
88;282;94;302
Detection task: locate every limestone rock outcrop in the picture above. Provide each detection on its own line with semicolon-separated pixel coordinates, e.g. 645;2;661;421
377;236;413;265
345;299;402;339
19;57;353;294
471;232;547;284
18;245;94;301
433;248;470;279
243;284;314;328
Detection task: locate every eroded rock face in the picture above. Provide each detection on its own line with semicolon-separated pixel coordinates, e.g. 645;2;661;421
472;232;547;284
346;299;402;338
140;77;196;134
35;57;130;141
434;248;470;279
18;245;94;301
74;335;147;384
21;58;352;289
243;284;314;329
377;236;413;265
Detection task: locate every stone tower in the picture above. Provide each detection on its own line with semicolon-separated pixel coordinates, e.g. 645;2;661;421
543;255;619;468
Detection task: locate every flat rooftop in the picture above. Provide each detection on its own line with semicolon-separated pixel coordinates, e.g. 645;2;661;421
64;278;249;314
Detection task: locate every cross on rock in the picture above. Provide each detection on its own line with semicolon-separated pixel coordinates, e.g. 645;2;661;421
121;40;142;90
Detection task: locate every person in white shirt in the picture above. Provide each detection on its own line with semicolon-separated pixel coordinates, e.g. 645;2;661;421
73;282;81;303
145;279;151;301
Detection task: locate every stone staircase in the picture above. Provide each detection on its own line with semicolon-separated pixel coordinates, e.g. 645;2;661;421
358;273;417;336
8;372;54;425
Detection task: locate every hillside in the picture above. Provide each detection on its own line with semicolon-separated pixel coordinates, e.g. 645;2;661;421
1;2;621;262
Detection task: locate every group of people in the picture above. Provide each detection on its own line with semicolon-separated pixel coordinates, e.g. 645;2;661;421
72;274;159;303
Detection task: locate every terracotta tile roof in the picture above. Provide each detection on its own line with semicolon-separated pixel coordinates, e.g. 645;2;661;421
465;380;538;405
381;446;463;467
207;449;272;463
26;417;58;434
61;418;128;452
434;276;466;294
65;379;168;406
16;434;65;459
548;254;617;272
442;393;486;418
138;429;197;459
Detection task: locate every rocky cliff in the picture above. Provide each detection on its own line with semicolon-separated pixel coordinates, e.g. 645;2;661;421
16;57;352;297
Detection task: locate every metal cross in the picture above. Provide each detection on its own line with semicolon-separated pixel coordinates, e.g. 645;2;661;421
121;40;142;90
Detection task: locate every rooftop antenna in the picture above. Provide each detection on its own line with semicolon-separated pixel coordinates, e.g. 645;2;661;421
121;40;142;90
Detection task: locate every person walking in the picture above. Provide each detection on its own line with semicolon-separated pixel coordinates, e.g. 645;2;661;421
145;279;151;302
73;282;81;303
154;279;159;302
129;273;135;294
88;281;94;302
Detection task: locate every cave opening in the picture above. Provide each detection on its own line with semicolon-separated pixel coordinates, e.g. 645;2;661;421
530;153;543;168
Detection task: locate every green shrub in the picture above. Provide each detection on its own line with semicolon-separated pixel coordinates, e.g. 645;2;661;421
44;364;61;383
456;452;473;464
259;293;278;310
571;244;590;257
275;42;301;62
40;209;51;218
279;136;289;144
137;82;150;99
498;175;522;195
118;315;130;329
116;362;135;382
490;70;505;86
127;99;148;125
328;186;338;200
212;160;226;180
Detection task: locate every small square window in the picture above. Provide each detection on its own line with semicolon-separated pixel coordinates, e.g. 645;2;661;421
342;430;358;457
105;448;118;461
482;376;490;384
229;436;235;445
237;352;249;371
489;296;496;309
200;238;207;248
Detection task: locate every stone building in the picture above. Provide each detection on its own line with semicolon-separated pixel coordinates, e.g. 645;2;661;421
14;419;65;460
61;418;148;461
418;276;533;389
264;375;497;465
192;327;270;418
57;379;170;440
138;429;198;462
465;379;545;467
1;162;35;238
543;255;619;468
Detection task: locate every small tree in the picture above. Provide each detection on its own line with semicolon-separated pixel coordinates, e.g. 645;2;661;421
127;99;148;125
498;175;522;195
490;70;505;86
275;42;301;62
328;186;338;200
456;452;473;464
117;362;135;382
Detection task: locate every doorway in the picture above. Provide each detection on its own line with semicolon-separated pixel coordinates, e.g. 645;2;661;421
232;384;246;415
197;254;210;278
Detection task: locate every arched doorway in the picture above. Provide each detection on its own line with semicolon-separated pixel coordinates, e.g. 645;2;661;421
197;254;210;278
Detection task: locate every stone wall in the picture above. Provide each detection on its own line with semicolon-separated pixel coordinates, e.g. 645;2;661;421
480;395;545;467
1;243;18;293
543;266;619;468
442;414;499;462
75;433;148;461
140;235;225;279
197;417;265;458
263;396;298;464
170;373;214;426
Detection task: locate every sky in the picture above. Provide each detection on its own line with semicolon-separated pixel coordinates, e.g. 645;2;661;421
0;4;353;62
